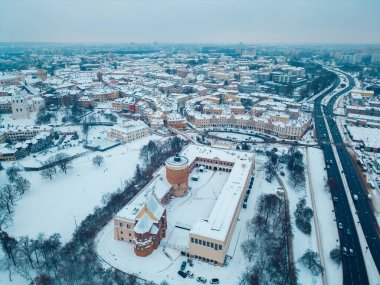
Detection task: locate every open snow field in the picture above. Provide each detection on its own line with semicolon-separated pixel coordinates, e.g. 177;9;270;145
0;135;162;243
95;155;290;284
208;131;264;142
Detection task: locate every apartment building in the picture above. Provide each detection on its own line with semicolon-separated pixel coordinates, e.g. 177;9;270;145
107;121;149;143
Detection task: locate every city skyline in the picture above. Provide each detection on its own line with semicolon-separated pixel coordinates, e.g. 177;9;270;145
1;0;380;44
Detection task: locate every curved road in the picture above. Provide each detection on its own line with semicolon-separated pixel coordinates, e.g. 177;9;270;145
314;68;380;285
324;71;380;273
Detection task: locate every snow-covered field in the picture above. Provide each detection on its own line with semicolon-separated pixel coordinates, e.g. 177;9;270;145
208;131;264;142
0;135;162;243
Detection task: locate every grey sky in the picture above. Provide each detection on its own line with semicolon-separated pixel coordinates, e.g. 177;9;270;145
0;0;379;44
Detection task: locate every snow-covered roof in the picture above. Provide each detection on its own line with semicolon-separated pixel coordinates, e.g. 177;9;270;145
187;145;254;241
134;213;154;234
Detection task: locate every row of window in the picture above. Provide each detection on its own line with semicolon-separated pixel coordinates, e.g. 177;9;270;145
191;237;222;251
120;230;132;236
196;158;233;167
119;222;131;228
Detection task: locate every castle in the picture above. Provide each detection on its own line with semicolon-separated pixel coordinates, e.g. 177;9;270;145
113;144;254;265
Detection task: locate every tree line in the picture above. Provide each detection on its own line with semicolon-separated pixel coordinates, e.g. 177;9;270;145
0;167;31;231
240;194;296;285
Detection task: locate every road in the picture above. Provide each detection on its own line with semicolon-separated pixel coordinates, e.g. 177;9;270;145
314;69;379;285
323;71;380;274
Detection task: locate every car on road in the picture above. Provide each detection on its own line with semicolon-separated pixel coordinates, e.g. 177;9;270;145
346;228;351;235
180;261;186;271
353;194;358;201
338;223;343;229
342;247;348;256
197;276;207;283
210;278;220;284
349;248;354;257
178;270;187;278
187;270;194;278
333;197;338;202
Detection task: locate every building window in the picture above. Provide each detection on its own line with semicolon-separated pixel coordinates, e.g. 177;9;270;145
195;239;198;244
191;237;194;243
207;241;210;247
119;222;123;227
202;240;206;246
129;233;131;236
211;242;214;248
219;245;222;250
120;231;123;234
214;244;218;250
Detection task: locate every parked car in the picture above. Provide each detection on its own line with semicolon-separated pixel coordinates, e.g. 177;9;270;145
338;223;343;229
353;194;358;201
333;197;338;202
197;276;207;283
349;248;354;257
178;270;187;278
210;278;220;284
187;270;194;278
243;202;247;209
180;261;186;271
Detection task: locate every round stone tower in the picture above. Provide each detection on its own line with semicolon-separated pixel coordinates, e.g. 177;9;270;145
165;153;189;197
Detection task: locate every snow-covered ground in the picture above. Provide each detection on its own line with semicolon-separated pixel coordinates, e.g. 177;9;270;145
277;147;323;285
208;131;264;142
306;147;342;285
0;135;162;243
96;155;289;285
347;125;380;149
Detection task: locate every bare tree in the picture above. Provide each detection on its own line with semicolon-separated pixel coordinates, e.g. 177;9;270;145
13;177;31;196
40;168;56;180
329;248;341;265
0;231;18;267
299;249;323;276
92;155;104;167
54;153;71;174
6;167;21;183
0;201;12;230
241;239;257;262
0;185;17;214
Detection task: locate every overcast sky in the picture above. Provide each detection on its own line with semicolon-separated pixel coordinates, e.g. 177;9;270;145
0;0;379;44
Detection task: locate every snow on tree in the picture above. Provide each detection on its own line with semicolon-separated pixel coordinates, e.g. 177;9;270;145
329;248;341;265
294;198;313;235
6;167;21;183
40;168;56;180
92;155;104;167
299;249;323;276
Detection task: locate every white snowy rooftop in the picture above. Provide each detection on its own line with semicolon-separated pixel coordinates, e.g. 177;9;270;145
187;145;254;241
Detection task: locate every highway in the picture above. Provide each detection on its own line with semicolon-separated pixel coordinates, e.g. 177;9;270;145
323;71;380;273
314;69;379;285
